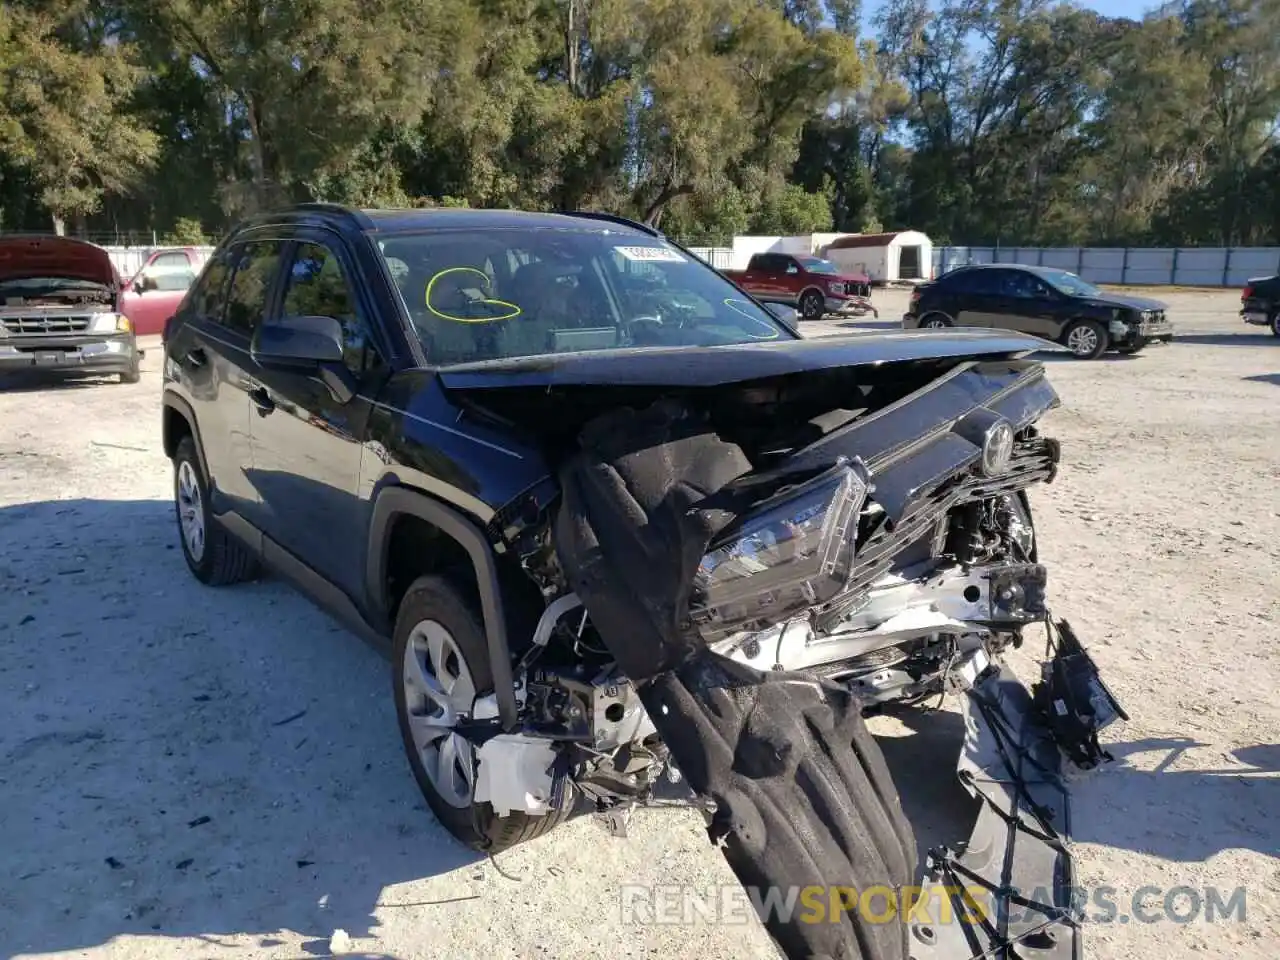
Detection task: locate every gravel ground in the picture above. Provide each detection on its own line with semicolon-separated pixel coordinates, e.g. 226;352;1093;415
1;289;1277;959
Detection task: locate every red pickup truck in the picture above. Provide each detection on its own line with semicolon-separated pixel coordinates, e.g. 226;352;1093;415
721;252;875;320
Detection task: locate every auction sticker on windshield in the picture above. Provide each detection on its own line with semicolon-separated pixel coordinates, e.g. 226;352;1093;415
615;245;687;263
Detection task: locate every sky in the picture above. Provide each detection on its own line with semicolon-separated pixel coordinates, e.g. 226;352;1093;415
862;0;1161;29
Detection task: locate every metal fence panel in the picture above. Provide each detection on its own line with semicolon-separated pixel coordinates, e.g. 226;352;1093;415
932;245;1280;287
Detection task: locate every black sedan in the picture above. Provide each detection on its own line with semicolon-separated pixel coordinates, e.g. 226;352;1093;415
903;263;1174;359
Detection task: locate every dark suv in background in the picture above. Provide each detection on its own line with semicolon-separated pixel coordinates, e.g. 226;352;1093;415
903;263;1174;359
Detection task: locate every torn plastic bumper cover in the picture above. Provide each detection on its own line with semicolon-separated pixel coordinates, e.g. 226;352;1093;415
912;619;1127;960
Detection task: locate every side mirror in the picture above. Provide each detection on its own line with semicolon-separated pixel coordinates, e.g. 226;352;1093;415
135;274;158;294
252;314;345;368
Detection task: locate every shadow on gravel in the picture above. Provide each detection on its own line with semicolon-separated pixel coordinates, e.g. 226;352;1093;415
1168;332;1278;347
0;370;124;393
1243;373;1280;386
0;497;476;957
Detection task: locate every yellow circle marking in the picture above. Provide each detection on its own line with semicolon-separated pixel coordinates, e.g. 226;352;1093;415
425;266;522;323
723;298;782;340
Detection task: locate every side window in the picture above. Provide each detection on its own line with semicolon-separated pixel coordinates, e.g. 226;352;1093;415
151;252;190;271
952;270;1001;296
280;241;383;377
1001;271;1043;299
223;240;284;336
189;249;235;322
783;258;800;275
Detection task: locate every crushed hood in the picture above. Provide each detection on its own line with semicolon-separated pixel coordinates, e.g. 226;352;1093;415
439;329;1061;390
1082;292;1167;312
0;235;119;288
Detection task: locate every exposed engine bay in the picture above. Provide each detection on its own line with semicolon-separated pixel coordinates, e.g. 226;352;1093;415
452;353;1126;960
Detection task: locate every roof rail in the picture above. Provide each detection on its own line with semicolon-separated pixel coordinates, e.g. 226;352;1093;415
288;202;375;229
561;210;663;237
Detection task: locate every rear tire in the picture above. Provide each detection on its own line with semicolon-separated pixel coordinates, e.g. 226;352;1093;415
921;313;952;329
392;575;574;852
799;289;825;321
1270;312;1280;338
1062;319;1108;360
173;436;259;585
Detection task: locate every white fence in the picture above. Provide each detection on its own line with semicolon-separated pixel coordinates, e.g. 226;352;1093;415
932;246;1280;287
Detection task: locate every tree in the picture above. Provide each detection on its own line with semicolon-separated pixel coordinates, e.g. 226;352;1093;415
0;2;159;233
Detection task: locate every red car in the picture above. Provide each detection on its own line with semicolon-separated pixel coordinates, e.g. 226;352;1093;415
119;247;207;336
721;252;876;320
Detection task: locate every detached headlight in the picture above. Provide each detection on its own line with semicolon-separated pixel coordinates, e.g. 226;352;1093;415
689;461;869;638
90;313;132;333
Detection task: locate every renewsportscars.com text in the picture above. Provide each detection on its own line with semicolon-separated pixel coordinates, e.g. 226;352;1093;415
618;883;1248;927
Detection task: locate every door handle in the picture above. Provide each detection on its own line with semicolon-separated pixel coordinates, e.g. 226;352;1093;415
249;386;275;416
184;347;207;368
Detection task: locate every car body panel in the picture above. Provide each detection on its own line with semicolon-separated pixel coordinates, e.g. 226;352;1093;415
721;252;871;313
903;264;1174;349
120;247;208;337
435;328;1061;390
1241;274;1279;329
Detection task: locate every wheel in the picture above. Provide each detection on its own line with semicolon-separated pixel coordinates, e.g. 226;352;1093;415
173;436;259;585
798;289;824;321
921;313;952;329
1271;312;1280;338
119;353;141;384
1061;319;1108;360
393;575;574;852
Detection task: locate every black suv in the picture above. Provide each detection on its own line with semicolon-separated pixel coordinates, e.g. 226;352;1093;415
903;262;1174;359
160;204;1122;960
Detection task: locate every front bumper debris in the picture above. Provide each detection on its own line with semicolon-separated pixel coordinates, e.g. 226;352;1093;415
0;333;137;375
911;618;1126;960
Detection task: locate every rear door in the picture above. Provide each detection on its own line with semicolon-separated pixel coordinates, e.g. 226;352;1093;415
248;231;390;600
988;269;1062;338
949;269;1004;328
170;238;284;525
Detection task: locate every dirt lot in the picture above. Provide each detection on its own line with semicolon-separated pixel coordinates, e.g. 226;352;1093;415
2;289;1277;959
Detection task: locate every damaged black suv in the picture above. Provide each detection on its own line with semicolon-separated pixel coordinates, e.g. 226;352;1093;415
161;203;1125;960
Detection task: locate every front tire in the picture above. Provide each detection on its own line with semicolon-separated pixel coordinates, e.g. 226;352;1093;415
920;313;952;329
1271;312;1280;338
392;575;574;852
799;289;824;321
173;436;259;585
119;354;141;384
1062;319;1108;360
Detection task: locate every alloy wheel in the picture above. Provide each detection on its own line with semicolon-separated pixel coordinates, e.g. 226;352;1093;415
1066;325;1099;356
402;619;479;809
176;460;206;563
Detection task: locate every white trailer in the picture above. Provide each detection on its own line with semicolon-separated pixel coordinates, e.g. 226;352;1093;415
821;230;933;284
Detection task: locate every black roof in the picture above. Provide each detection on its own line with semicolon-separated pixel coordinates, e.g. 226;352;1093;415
238;203;662;238
946;262;1071;276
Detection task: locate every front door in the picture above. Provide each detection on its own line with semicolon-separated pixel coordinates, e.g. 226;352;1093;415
248;235;387;601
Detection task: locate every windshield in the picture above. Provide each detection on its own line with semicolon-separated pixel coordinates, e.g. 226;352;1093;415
798;257;840;275
375;228;793;365
1042;270;1101;298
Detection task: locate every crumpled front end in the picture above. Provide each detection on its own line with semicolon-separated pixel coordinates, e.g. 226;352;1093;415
550;350;1126;960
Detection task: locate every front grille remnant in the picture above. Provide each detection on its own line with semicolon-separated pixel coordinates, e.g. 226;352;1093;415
841;437;1058;602
2;315;93;334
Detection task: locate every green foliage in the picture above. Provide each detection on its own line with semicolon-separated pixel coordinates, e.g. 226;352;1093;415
162;217;209;245
0;0;1276;245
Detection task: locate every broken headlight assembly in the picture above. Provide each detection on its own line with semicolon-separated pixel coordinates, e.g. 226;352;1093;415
689;460;869;638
